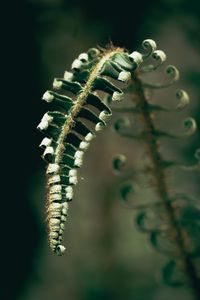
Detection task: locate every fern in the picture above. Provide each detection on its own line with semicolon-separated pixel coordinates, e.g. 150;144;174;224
37;39;200;298
111;44;200;297
38;43;141;255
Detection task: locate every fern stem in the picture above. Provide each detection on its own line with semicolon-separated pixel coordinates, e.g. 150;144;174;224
132;74;200;299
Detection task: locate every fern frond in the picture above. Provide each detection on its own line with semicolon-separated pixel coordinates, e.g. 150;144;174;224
38;43;149;255
112;41;200;298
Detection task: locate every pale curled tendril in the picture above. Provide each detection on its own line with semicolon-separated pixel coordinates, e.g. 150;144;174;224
142;39;157;58
141;65;180;89
146;89;190;113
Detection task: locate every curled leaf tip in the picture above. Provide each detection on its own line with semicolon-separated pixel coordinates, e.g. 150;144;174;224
113;117;130;132
175;89;189;110
165;65;179;81
142;39;157;58
120;182;135;202
129;51;143;67
183;117;197;137
112;154;126;172
152;50;166;63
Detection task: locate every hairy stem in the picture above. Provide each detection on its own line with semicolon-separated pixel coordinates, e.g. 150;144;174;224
132;74;200;299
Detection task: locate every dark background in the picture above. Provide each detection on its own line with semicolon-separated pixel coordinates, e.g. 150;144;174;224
1;0;200;299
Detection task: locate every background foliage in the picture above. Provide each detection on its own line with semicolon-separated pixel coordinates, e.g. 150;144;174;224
2;0;200;299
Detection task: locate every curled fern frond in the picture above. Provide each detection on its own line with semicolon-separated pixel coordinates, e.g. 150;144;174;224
38;45;145;255
112;41;200;297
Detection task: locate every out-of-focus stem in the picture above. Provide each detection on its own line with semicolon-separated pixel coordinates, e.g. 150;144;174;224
131;74;200;300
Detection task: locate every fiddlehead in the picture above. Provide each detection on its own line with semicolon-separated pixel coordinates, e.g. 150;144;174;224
38;44;143;255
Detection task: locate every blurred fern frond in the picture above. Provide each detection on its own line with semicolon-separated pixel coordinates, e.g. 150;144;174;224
112;41;200;299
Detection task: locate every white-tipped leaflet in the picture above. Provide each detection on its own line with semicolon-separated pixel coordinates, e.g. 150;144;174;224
53;79;63;89
71;59;83;71
63;71;74;81
42;91;54;102
39;137;52;148
46;163;60;174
